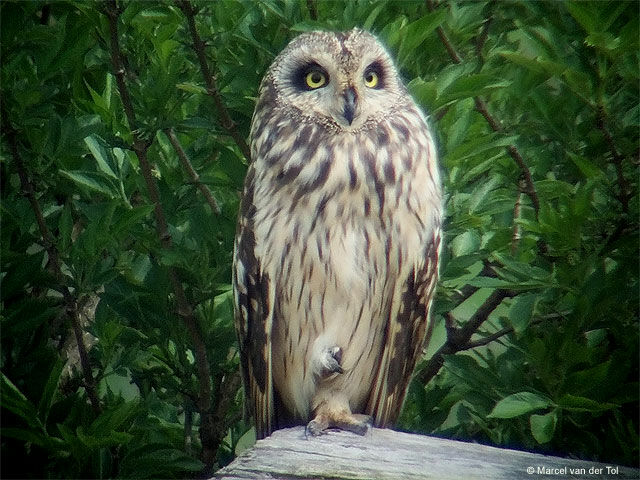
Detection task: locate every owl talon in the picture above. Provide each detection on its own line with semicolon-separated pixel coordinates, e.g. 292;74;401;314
305;417;328;437
305;411;372;438
335;413;372;436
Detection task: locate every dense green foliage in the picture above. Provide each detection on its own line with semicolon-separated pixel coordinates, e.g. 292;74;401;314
1;1;637;478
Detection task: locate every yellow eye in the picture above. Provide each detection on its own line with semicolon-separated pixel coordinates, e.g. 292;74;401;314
305;70;327;89
364;70;379;88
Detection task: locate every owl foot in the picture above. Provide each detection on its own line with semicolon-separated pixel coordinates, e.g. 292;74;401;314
319;345;343;377
305;411;373;437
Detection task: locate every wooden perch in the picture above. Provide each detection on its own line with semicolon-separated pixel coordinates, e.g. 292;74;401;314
213;427;638;480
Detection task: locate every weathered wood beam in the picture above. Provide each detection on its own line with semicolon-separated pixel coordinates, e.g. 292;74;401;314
213;427;638;480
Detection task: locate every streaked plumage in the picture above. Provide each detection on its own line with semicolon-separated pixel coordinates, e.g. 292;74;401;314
233;28;442;439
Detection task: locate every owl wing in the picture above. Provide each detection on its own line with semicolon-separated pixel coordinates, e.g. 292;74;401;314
366;230;441;426
232;165;275;439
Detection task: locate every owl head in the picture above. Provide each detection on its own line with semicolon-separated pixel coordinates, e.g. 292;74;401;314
261;29;409;131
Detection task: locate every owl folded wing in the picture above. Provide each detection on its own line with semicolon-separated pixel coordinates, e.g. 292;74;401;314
366;232;441;426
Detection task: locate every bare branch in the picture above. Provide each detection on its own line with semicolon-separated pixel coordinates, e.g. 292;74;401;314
164;127;221;215
176;0;251;161
104;1;216;468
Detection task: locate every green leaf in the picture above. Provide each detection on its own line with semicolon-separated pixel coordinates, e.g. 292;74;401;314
119;444;204;477
0;427;65;450
443;354;503;394
493;253;553;282
37;357;64;426
408;77;438;109
499;52;565;77
567;152;605;178
562;67;594;100
1;373;43;431
566;2;599;35
362;4;385;31
84;79;109;112
399;10;447;59
89;400;139;436
84;135;117;179
176;82;207;95
445;134;519;166
58;202;73;251
469;175;501;214
111;205;155;236
585;32;620;51
556;394;618;413
488;392;552;419
77;426;134;449
584;329;607;348
102;73;113;110
450;231;481;257
466;277;547;290
440;74;511;104
508;293;538;335
1;251;46;299
59;170;118;198
530;410;557;444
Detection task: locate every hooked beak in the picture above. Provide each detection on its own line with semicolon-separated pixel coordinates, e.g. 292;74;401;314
342;87;357;125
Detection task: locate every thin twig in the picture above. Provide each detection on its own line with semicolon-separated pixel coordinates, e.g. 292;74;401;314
176;0;251;161
427;0;462;63
306;0;318;21
511;181;524;255
463;311;567;350
475;16;492;61
184;402;194;456
596;105;630;213
104;1;215;468
3;119;101;414
164;128;221;215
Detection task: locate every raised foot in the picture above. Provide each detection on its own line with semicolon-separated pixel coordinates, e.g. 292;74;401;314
319;345;344;377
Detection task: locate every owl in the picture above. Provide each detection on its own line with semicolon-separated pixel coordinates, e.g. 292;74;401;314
233;28;442;439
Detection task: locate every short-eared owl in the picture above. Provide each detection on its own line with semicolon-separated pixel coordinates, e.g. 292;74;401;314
233;28;442;439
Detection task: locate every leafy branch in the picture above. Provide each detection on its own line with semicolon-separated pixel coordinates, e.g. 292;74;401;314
103;0;217;469
176;0;252;162
426;0;540;218
2;119;102;415
418;287;515;386
418;0;537;385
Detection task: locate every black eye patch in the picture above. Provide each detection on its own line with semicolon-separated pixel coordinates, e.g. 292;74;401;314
292;62;330;91
363;61;385;89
